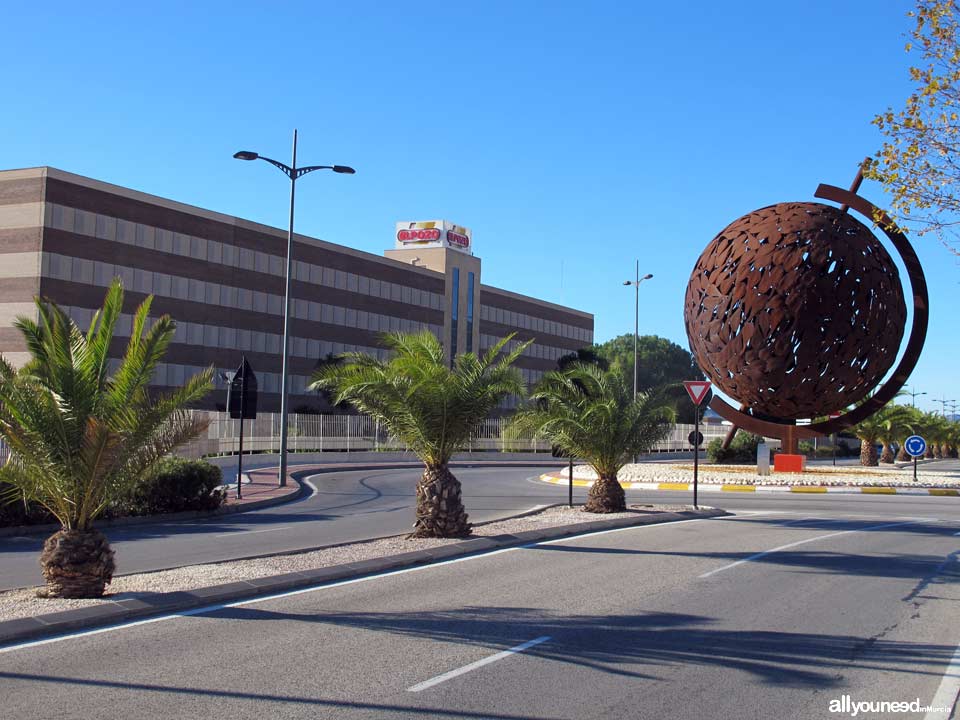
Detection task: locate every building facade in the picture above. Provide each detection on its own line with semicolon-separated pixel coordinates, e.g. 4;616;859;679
0;167;594;411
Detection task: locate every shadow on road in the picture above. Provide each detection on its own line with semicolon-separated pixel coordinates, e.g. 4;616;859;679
196;605;955;689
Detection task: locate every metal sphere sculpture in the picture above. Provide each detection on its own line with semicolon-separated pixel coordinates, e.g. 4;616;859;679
684;201;907;420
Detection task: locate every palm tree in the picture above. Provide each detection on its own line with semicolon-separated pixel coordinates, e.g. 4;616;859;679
509;364;675;513
0;280;212;598
310;331;528;538
878;404;913;464
850;407;888;466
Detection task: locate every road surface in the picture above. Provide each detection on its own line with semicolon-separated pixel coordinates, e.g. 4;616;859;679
2;500;958;719
1;459;957;591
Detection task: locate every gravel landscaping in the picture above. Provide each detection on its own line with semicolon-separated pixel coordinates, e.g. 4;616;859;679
0;504;694;623
564;462;960;488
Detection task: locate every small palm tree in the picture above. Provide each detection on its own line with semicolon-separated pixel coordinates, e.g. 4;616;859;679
0;280;212;598
878;404;913;464
509;364;675;513
310;331;528;538
850;406;888;467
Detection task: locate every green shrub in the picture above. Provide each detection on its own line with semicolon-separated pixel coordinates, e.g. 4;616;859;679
1;458;225;527
0;483;56;526
120;458;225;516
706;433;766;464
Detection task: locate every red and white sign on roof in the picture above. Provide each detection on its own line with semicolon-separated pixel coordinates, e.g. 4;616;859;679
683;380;712;406
395;220;473;255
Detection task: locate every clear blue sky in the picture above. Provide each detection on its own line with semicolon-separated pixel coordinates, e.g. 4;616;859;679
3;0;956;414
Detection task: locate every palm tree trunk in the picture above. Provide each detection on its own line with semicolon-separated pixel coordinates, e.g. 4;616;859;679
880;443;894;464
860;439;878;467
410;465;471;538
896;444;909;461
37;529;116;598
584;474;626;513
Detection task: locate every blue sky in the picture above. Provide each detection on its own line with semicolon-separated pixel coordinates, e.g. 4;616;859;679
3;0;956;414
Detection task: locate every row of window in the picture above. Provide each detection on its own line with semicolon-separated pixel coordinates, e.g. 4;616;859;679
44;254;443;338
150;361;313;396
59;305;406;368
479;301;592;344
46;203;446;310
479;333;578;363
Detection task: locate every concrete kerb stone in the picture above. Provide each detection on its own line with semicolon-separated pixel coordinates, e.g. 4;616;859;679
0;506;728;647
537;473;960;497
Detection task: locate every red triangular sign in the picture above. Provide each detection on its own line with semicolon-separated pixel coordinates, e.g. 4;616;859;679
684;380;711;406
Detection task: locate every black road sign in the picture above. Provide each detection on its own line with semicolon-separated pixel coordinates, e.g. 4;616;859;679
227;359;258;420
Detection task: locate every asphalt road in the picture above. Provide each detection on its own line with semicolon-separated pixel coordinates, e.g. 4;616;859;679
2;502;958;719
1;459;957;592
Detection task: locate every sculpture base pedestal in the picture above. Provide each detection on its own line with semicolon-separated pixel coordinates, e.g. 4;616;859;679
774;454;806;473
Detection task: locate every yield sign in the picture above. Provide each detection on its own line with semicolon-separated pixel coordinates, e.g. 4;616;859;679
684;380;711;406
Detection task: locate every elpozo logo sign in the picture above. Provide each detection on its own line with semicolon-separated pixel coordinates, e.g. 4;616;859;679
395;221;472;255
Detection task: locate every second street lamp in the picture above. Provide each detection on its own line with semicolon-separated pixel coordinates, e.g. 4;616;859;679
623;263;653;400
233;130;354;487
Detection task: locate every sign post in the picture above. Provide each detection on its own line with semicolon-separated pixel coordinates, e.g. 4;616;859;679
227;358;258;500
904;435;926;482
829;411;841;466
683;381;712;509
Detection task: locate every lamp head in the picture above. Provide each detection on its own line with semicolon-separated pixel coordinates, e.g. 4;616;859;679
333;165;356;174
233;151;259;161
623;280;631;286
642;273;654;280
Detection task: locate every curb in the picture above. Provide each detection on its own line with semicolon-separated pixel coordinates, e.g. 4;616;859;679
0;507;728;648
0;475;306;540
0;460;559;539
538;473;960;496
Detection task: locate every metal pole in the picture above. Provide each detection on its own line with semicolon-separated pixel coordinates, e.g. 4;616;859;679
913;455;918;482
278;129;298;488
568;455;574;508
237;357;246;500
693;403;700;509
633;260;639;401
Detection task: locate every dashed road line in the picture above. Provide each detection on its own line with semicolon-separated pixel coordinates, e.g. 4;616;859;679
407;636;551;692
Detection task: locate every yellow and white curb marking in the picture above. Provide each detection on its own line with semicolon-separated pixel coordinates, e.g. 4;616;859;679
538;473;960;496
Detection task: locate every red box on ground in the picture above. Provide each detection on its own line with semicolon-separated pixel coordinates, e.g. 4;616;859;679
774;454;806;473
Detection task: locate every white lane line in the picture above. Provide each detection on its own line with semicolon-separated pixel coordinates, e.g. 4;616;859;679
924;637;960;719
0;517;711;654
214;526;290;538
699;520;926;578
407;636;551;692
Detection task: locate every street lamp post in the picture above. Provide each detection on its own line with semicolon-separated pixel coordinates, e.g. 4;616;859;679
907;387;927;407
623;263;653;400
234;130;354;487
936;397;956;416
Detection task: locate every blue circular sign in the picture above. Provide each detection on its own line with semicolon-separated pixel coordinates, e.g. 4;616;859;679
904;435;926;458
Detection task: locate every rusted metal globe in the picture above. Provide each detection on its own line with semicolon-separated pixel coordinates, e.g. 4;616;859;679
684;201;907;420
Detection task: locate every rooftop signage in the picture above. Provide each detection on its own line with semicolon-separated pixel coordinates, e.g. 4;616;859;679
395;220;472;255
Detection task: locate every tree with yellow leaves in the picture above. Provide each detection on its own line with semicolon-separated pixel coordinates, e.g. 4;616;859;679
866;1;960;252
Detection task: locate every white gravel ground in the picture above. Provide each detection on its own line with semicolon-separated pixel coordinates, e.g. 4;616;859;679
568;462;960;488
0;504;693;623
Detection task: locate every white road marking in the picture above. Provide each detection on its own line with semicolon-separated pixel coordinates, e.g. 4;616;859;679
924;637;960;719
699;520;926;578
214;526;290;538
0;517;711;654
407;636;551;692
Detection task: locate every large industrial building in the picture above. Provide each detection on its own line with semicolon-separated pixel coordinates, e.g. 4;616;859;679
0;167;594;411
